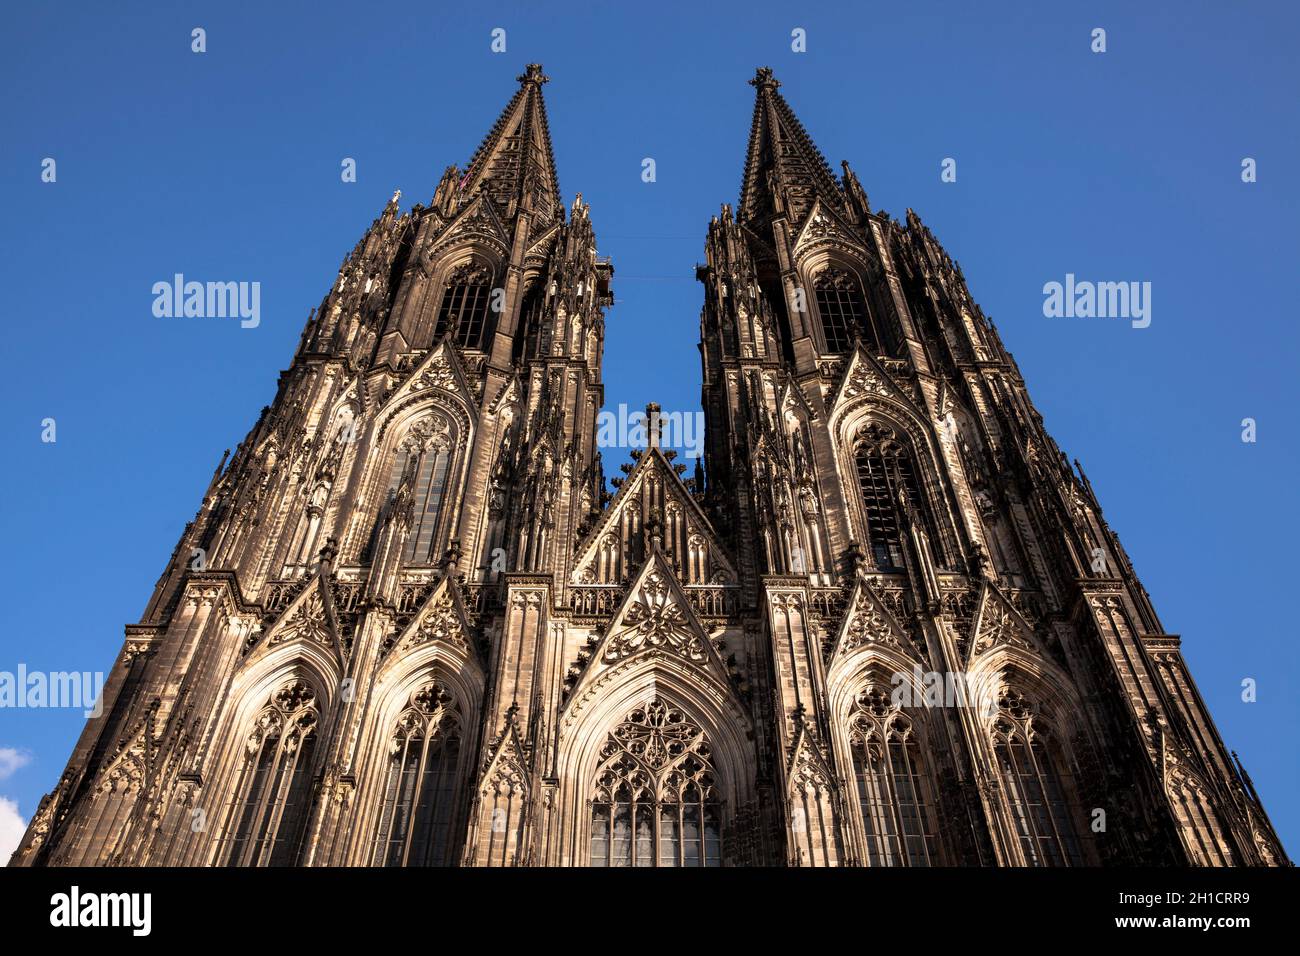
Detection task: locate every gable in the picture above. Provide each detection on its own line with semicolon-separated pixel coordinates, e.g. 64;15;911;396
380;574;483;671
571;449;736;587
244;576;345;667
792;198;863;258
825;576;924;667
564;549;740;709
829;342;922;415
966;582;1044;666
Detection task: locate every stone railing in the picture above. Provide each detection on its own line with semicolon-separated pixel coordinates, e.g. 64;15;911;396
567;584;740;620
685;586;740;618
808;587;850;623
568;586;625;618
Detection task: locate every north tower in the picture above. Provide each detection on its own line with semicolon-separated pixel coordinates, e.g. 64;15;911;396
13;66;1285;868
690;67;1285;866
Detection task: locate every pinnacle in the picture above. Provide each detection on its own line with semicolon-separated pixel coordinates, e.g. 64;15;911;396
750;66;780;90
517;62;549;86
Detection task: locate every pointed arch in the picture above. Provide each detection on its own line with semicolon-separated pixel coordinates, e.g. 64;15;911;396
213;676;324;866
434;260;497;350
968;652;1089;866
352;613;486;866
588;698;723;867
206;644;342;866
368;679;467;866
827;647;946;866
794;240;890;356
556;659;753;867
352;381;475;567
515;278;547;362
829;397;959;572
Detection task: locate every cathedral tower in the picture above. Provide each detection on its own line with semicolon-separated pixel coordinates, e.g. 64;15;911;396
13;66;1284;868
690;66;1286;866
15;64;615;867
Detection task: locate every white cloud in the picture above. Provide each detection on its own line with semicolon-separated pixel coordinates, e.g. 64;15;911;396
0;797;25;865
0;748;31;781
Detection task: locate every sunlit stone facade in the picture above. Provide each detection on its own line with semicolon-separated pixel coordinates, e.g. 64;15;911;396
14;66;1285;868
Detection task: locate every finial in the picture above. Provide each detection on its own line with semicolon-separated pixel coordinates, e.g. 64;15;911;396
316;537;339;572
646;512;663;551
439;538;463;576
390;189;401;204
645;402;662;451
518;63;549;86
750;66;780;90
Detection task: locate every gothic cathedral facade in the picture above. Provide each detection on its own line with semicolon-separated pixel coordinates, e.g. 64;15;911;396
13;66;1286;867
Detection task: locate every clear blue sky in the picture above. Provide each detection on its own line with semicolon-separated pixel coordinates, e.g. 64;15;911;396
2;1;1296;856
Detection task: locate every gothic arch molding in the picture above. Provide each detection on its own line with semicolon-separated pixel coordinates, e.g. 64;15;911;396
555;661;754;865
830;401;962;570
965;646;1082;730
371;640;484;723
348;651;484;866
424;226;512;273
826;642;928;715
202;649;340;865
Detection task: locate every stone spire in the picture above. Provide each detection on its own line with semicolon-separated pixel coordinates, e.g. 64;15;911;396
738;66;848;226
457;62;562;223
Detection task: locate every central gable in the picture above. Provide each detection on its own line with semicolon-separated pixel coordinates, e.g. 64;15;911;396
571;448;736;587
563;549;741;712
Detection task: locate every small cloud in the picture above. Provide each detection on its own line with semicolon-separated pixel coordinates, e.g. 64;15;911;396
0;797;24;864
0;748;31;781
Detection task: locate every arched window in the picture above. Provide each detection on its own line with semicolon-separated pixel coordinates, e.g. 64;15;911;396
991;688;1083;866
848;686;942;866
590;698;723;867
371;681;464;867
814;268;869;353
854;423;932;572
514;282;545;363
387;414;453;564
435;263;494;350
219;679;319;866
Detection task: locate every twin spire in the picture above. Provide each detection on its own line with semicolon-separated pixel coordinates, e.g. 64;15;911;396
739;66;851;225
456;64;852;228
456;63;563;222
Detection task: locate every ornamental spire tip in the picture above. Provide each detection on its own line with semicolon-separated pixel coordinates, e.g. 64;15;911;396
518;63;549;86
750;66;780;90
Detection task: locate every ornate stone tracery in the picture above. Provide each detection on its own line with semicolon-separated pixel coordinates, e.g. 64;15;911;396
589;699;722;867
604;569;705;664
18;64;1284;872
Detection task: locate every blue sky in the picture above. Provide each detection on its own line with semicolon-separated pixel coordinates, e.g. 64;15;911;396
1;1;1297;857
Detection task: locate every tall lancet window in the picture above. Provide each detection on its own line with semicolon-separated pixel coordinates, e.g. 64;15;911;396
590;699;723;867
854;423;932;572
220;679;319;867
848;686;942;866
991;689;1084;866
387;414;453;565
515;282;545;363
814;267;869;353
371;681;463;867
435;263;494;350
